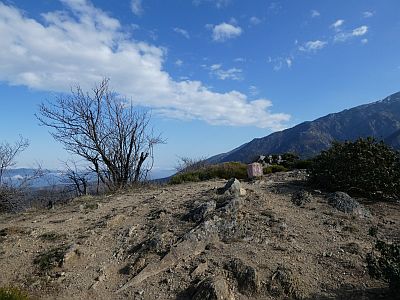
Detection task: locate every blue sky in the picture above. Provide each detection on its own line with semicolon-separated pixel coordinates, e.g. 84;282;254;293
0;0;399;175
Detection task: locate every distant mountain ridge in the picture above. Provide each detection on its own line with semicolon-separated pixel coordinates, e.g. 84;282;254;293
208;91;400;163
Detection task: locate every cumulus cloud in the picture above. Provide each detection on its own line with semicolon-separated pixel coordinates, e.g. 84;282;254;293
311;10;320;18
208;64;243;80
173;27;190;39
211;22;242;42
130;0;143;16
299;40;327;52
334;25;368;42
0;1;289;129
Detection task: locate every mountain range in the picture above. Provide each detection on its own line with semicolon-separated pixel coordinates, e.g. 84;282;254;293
208;91;400;163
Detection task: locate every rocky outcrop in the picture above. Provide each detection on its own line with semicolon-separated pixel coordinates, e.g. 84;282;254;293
117;179;246;293
327;192;370;218
217;178;246;197
225;258;259;296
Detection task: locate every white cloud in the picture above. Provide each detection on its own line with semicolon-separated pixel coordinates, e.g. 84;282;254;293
311;10;320;18
361;38;368;44
130;0;143;16
193;0;231;8
173;27;190;39
249;16;261;26
267;56;293;71
234;57;246;63
0;1;289;129
286;58;292;68
352;25;368;36
249;85;259;96
208;64;243;80
363;11;374;18
175;59;183;67
334;25;368;42
299;40;328;52
211;22;242;42
330;19;344;31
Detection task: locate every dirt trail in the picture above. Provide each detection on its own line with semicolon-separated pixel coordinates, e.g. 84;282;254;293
0;171;398;299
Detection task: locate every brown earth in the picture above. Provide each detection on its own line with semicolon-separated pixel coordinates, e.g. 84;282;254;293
0;171;399;299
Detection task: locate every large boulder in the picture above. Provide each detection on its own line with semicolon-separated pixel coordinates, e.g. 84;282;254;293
327;192;370;218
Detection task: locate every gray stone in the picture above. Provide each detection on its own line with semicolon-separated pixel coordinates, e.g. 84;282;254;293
187;201;216;223
225;258;259;296
292;190;312;206
191;262;208;278
62;244;81;266
328;192;370;217
218;178;246;197
193;276;235;300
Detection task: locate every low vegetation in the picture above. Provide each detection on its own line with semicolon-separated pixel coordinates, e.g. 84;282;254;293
367;240;400;294
309;137;400;201
263;164;288;174
170;162;247;184
33;246;69;273
0;287;30;300
39;232;66;242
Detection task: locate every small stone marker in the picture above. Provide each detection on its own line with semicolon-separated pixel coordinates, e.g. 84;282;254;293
247;163;263;179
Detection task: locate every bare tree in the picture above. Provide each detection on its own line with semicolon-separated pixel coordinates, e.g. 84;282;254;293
0;137;45;212
61;160;90;197
37;78;164;190
0;136;29;186
175;156;208;173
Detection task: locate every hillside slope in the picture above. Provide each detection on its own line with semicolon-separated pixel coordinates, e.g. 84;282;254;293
210;91;400;163
0;172;398;299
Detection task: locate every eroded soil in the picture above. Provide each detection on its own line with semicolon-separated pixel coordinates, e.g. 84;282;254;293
0;171;399;299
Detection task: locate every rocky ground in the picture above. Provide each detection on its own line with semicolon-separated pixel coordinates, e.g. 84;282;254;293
0;171;399;299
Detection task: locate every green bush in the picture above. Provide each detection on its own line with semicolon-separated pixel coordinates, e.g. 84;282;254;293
366;240;400;294
0;287;29;300
280;153;299;169
308;138;400;200
170;162;247;184
292;159;313;170
33;246;68;273
263;164;288;174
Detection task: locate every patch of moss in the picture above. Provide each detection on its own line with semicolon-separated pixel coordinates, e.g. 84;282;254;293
0;287;30;300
